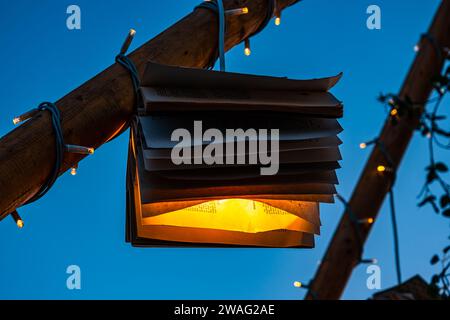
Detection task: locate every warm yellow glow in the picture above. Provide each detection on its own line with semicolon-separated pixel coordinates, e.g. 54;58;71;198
13;117;21;125
359;143;367;149
142;199;317;234
226;7;249;16
70;167;77;176
368;218;374;224
88;148;95;155
390;108;398;116
293;281;302;288
16;219;24;229
129;29;136;37
275;17;281;26
244;47;251;56
377;165;386;173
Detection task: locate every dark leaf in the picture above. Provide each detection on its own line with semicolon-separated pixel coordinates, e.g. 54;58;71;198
418;195;436;207
435;162;448;172
443;246;450;254
443;209;450;218
440;195;450;208
434;127;450;137
431;255;440;265
377;93;387;103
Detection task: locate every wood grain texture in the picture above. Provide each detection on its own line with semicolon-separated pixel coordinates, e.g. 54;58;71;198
306;0;450;300
0;0;300;220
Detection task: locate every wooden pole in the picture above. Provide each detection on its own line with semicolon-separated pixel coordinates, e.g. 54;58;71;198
0;0;300;220
306;0;450;300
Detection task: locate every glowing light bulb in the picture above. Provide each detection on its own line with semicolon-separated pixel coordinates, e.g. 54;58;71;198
11;211;24;229
368;218;374;224
226;7;249;16
244;39;251;56
293;281;302;288
275;16;281;26
17;219;24;229
70;167;77;176
88;148;95;155
390;109;398;116
13;117;21;125
377;165;386;173
414;45;420;52
360;143;367;149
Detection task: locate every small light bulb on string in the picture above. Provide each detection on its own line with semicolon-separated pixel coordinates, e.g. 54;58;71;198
70;164;78;176
359;139;377;150
358;217;374;225
273;0;281;26
11;211;24;229
244;38;251;56
377;165;386;173
414;44;420;52
119;29;136;56
390;108;398;117
275;12;281;26
226;7;249;16
13;109;39;126
66;144;95;155
293;281;302;288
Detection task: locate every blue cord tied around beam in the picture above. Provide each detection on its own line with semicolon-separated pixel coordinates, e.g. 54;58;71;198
115;53;140;98
9;102;94;223
107;30;141;143
27;102;65;203
9;30;140;224
195;0;278;71
196;0;227;71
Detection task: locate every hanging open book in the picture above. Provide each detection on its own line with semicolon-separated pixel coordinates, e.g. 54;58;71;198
126;62;343;248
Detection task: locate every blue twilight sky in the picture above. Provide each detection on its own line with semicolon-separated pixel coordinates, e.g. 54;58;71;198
0;0;449;300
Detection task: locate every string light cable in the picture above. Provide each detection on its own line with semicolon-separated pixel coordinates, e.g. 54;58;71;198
195;0;242;71
335;193;377;266
359;135;402;284
10;102;95;227
195;0;303;69
106;29;142;143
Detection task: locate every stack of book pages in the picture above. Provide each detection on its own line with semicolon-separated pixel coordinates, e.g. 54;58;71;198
126;62;343;248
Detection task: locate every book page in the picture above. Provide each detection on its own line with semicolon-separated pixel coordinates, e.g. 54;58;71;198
141;199;320;234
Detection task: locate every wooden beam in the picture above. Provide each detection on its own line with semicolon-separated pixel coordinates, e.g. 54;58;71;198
306;0;450;300
0;0;300;220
